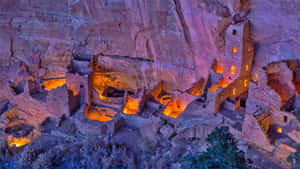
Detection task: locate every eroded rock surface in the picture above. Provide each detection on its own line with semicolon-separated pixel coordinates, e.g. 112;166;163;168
0;0;300;169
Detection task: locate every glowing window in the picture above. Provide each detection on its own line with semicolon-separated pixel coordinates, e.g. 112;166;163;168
244;80;248;87
232;47;237;54
246;65;249;71
277;127;282;134
233;88;236;95
231;66;236;75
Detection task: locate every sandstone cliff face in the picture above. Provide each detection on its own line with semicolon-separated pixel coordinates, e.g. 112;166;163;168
0;0;237;127
0;1;300;168
0;0;298;90
0;0;240;91
250;0;300;68
0;0;299;85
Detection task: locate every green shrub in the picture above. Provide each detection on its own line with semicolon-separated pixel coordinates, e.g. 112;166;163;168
295;107;300;122
180;126;256;169
287;144;300;169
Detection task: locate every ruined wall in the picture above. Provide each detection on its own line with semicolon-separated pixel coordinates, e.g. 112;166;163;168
247;71;282;112
223;21;245;81
242;114;274;152
213;19;253;112
215;77;249;112
0;0;299;126
241;20;254;78
266;62;296;106
271;110;296;127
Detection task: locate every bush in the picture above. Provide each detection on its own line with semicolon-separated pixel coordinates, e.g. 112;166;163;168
180;126;256;169
295;107;300;122
287;144;300;169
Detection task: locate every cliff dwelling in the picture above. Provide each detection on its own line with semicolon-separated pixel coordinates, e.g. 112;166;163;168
0;0;300;168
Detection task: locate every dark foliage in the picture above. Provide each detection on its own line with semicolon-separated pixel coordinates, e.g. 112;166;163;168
288;144;300;169
295;107;300;122
180;126;256;169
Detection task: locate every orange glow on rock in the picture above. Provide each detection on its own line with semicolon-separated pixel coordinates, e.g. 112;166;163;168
99;93;105;100
244;79;249;87
123;89;145;115
209;78;231;93
7;135;32;148
43;78;66;91
215;66;223;74
93;72;140;102
97;87;125;105
232;47;237;54
277;127;282;133
123;98;139;115
187;78;205;96
212;60;223;74
162;92;197;118
149;81;171;105
85;107;117;122
162;99;184;118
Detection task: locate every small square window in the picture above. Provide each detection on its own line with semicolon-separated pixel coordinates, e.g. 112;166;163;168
232;29;237;35
232;47;237;54
231;66;236;75
283;115;288;123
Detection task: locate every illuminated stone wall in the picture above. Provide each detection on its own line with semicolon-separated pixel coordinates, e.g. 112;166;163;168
223;22;245;82
215;77;250;112
213;20;253;112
